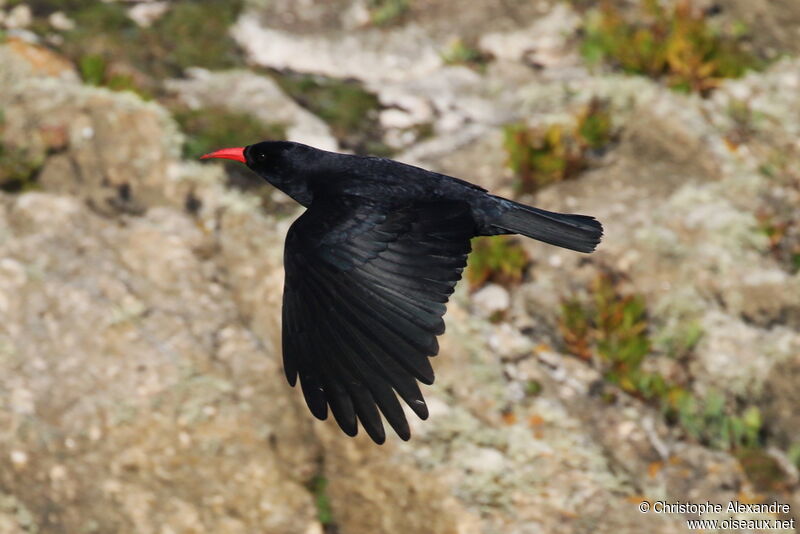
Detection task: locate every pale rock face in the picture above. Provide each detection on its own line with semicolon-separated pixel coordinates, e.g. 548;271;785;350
479;3;581;68
166;68;339;151
48;11;76;31
3;4;32;30
471;283;511;318
127;2;169;28
233;15;444;85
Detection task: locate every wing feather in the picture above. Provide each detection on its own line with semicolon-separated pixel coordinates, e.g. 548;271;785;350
282;197;474;443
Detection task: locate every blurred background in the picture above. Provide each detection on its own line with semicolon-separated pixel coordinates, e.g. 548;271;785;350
1;0;799;532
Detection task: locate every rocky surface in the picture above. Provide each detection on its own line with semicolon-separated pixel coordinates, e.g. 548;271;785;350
1;1;800;533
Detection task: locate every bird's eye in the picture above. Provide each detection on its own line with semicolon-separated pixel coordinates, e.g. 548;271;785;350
254;150;268;162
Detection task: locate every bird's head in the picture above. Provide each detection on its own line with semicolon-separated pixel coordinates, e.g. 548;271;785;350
201;141;306;179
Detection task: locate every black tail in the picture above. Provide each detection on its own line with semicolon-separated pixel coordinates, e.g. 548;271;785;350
492;200;603;253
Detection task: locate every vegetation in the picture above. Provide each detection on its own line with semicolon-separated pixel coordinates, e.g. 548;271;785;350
0;143;42;193
466;236;530;290
757;211;800;274
78;54;153;99
367;0;410;26
307;475;335;530
0;113;43;193
503;98;614;194
559;271;764;451
441;38;492;71
736;448;790;493
172;106;286;161
45;0;244;91
270;71;391;156
580;0;763;94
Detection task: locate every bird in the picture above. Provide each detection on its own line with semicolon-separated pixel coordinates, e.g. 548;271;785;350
201;141;602;444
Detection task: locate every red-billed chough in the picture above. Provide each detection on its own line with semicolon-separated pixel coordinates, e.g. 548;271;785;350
202;141;602;443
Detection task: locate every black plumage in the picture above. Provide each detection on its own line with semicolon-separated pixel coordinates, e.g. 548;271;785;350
202;141;603;443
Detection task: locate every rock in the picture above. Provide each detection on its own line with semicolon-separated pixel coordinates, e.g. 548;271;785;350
127;2;169;28
759;354;800;449
318;426;482;534
47;11;75;32
233;16;443;85
0;192;321;533
166;68;338;151
2;37;77;80
479;3;582;70
2;5;31;30
471;283;510;317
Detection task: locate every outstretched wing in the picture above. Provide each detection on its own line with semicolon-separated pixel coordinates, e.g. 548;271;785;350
282;195;475;443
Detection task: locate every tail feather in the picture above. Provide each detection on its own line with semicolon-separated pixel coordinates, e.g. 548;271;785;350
493;201;603;253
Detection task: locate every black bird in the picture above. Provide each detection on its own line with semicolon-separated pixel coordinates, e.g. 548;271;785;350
202;141;602;443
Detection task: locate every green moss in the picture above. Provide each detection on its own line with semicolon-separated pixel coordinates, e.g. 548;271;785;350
654;318;704;359
53;0;244;89
77;54;152;99
270;71;391;156
441;38;492;71
757;212;800;274
525;380;543;397
307;475;334;526
466;236;530;290
503;98;614;194
368;0;410;26
560;298;593;361
674;392;762;450
0;113;43;193
787;443;800;470
592;274;650;383
150;0;244;75
172;106;286;160
0;144;43;193
7;0;101;16
580;0;764;94
736;448;788;493
576;98;614;150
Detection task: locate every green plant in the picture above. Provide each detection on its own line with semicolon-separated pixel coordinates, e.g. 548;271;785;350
559;298;593;361
559;272;763;451
788;443;800;470
56;0;245;87
150;0;244;74
466;236;530;290
307;475;334;526
592;273;650;387
674;391;762;449
0;113;43;192
576;98;614;150
441;38;492;71
525;380;543;396
172;106;286;161
581;0;763;94
654;318;704;360
270;71;391;156
0;143;43;193
368;0;410;26
503;122;583;194
79;54;106;85
77;54;152;99
757;211;800;273
736;447;788;493
503;98;614;194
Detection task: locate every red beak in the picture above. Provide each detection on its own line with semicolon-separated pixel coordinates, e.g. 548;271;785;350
200;147;246;163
